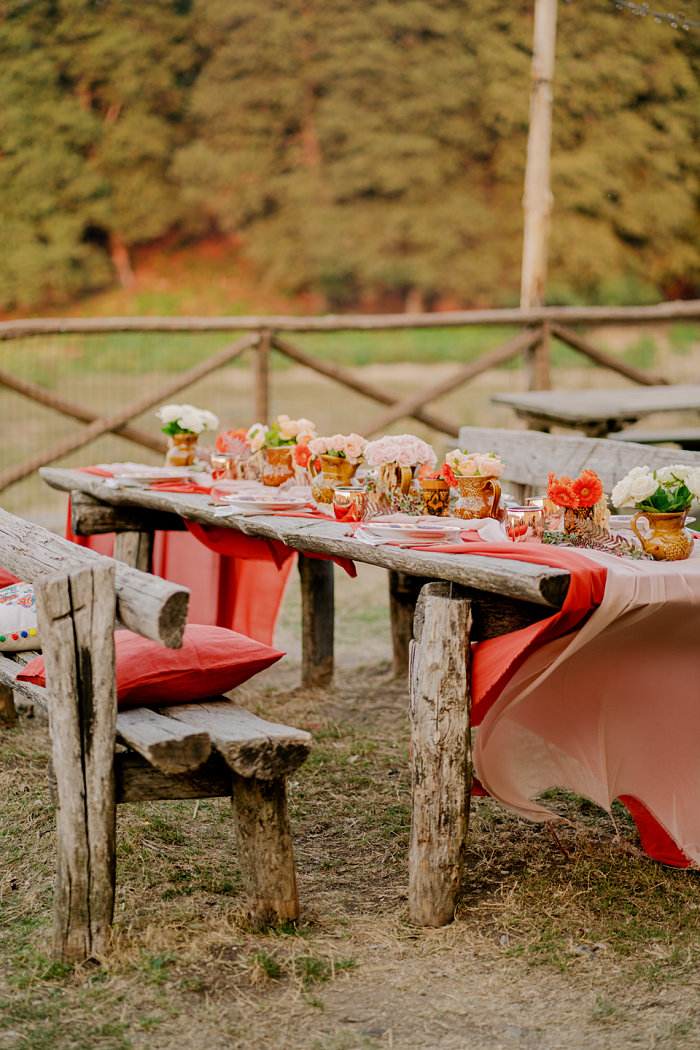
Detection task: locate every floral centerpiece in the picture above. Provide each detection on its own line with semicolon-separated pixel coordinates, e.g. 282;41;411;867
546;469;607;536
610;465;700;560
211;427;251;479
440;450;505;520
305;433;368;503
363;434;437;511
257;415;317;486
156;403;219;468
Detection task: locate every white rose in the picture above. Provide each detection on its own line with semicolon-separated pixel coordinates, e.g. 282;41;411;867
330;434;346;453
669;464;693;482
380;437;401;463
307;437;328;455
654;466;675;485
247;423;268;452
364;441;385;467
684;469;700;500
611;478;634;508
276;415;299;440
397;444;416;467
413;438;437;468
627;465;652;479
629;473;658;504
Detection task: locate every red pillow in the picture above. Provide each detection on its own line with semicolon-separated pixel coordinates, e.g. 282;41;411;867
0;569;21;589
17;624;284;709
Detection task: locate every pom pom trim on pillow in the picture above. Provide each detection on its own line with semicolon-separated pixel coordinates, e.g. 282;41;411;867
0;583;39;651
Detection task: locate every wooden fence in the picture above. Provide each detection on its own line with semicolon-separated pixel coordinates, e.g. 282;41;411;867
0;299;699;494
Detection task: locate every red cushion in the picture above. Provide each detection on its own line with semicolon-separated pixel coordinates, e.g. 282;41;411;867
17;623;284;709
0;569;21;589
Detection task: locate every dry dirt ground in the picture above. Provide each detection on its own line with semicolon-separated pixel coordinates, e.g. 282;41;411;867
2;565;700;1050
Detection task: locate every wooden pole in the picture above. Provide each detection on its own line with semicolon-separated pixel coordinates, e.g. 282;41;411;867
521;0;558;390
298;553;334;689
255;329;271;424
388;571;432;677
35;563;118;961
0;682;17;726
409;585;472;927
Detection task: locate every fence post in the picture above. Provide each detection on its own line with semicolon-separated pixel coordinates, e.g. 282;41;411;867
525;322;551;391
255;328;271;423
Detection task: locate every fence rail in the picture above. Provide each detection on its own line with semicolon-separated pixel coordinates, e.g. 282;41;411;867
1;300;698;494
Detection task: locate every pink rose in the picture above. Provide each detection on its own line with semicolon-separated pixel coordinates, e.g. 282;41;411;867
308;437;329;456
343;433;366;462
380;437;401;463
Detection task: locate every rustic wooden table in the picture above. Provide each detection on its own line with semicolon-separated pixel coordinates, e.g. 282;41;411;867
491;384;700;440
40;465;570;927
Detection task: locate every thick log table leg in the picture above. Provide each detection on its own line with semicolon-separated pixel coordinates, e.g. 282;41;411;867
298;553;334;688
409;583;472;927
35;563;118;961
0;682;17;726
113;531;155;573
388;570;433;676
230;771;299;927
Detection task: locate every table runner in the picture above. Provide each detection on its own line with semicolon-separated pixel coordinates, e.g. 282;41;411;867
474;547;700;868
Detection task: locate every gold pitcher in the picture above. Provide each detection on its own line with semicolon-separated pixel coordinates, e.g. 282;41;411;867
454;475;501;520
261;446;295;486
631;511;693;561
309;453;358;503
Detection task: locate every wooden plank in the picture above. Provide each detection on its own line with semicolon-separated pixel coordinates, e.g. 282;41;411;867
409;585;471;927
298;553;334;689
458;425;700;491
0;366;168;454
271;334;460;438
3;300;700;339
116;708;211;775
40;470;572;608
0;507;189;648
35;563;117;962
71;492;187;535
364;329;540;436
0;331;259;492
0;653;48;710
230;771;300;927
551;323;668;387
113;531;154;573
609;428;700;451
48;752;232;804
159;698;312;780
412;580;553;642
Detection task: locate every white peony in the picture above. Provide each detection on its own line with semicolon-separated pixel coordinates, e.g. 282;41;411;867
199;409;219;431
156;403;187;424
685;469;700;500
629;473;659;504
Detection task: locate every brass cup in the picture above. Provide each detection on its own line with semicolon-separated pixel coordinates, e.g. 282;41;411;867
210;452;241;479
333;486;367;522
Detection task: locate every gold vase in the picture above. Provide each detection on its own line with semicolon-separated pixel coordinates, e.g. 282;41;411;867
420;478;450;517
309;454;358;504
165;432;198;468
261;446;295;487
454;475;501;520
631;511;693;561
366;464;415;512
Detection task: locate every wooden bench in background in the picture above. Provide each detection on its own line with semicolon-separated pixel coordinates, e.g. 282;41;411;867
0;508;311;961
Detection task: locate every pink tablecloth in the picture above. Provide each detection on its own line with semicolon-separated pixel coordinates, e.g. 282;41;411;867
474;547;700;868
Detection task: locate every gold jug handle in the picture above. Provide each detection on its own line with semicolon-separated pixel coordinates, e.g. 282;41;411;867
398;466;413;495
484;479;501;516
630;512;648;547
308;454;319;479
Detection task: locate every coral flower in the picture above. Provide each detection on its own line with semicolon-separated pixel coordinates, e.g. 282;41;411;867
571;469;603;508
547;471;578;508
216;427;249;453
440;460;458;488
293;443;311;468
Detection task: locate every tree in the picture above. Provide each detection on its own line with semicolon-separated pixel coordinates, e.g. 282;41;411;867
0;0;202;309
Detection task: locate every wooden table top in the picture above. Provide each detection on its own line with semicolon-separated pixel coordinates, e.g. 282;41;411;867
492;385;700;429
40;468;570;610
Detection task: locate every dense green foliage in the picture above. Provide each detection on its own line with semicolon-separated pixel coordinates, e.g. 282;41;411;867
2;0;700;310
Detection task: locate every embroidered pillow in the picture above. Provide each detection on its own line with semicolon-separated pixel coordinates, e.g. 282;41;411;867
0;583;39;651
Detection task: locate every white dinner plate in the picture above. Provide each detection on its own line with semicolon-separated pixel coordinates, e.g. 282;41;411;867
222;495;310;513
364;522;463;543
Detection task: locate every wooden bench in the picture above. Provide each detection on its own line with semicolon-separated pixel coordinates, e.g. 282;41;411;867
0;508;311;961
458;425;700;502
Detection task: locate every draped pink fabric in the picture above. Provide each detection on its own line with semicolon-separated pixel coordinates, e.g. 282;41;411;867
474;547;700;868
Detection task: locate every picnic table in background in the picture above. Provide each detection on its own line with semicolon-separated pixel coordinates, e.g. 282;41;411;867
491;384;700;444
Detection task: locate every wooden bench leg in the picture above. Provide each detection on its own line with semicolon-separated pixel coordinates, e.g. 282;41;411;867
298;553;334;688
408;584;472;927
388;570;432;676
230;772;299;928
113;530;154;573
35;563;118;961
0;682;17;726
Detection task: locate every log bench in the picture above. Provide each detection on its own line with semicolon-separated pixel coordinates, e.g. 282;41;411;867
0;508;311;961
